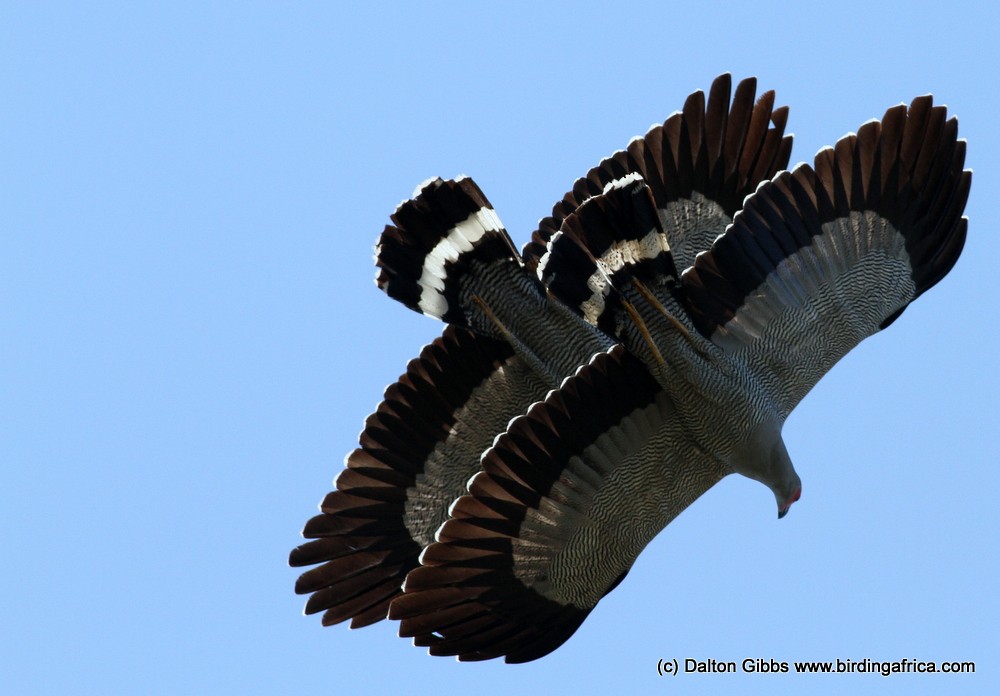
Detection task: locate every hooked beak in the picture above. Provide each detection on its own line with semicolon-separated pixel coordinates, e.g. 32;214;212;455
777;485;801;519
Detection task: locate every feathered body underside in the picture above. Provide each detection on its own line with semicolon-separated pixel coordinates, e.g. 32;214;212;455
290;74;970;662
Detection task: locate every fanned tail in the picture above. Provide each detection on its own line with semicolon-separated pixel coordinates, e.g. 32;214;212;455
539;173;680;335
375;177;533;337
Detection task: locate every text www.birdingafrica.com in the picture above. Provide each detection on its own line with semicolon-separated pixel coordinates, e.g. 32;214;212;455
655;657;975;678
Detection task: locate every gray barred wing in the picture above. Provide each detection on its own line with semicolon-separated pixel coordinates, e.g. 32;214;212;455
524;73;793;275
682;96;970;416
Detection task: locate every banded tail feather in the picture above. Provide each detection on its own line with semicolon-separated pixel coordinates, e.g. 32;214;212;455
538;173;680;335
524;73;793;274
377;175;618;386
376;176;524;329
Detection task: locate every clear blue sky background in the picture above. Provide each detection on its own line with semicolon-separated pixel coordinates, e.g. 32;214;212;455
3;3;997;694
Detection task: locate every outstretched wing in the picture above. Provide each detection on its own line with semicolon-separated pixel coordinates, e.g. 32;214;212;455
290;326;549;627
682;96;970;417
523;73;793;274
389;345;729;663
292;168;627;630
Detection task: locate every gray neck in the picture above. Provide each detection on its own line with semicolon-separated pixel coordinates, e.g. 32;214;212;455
729;421;799;504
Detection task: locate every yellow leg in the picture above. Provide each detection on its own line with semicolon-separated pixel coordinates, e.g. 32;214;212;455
471;294;564;384
630;277;712;359
620;299;666;367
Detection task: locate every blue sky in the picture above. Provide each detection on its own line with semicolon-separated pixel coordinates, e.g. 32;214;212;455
3;2;998;694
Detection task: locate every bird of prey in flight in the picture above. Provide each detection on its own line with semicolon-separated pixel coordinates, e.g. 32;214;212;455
290;74;970;662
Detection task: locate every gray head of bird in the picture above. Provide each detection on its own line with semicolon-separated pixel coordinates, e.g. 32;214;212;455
731;421;802;520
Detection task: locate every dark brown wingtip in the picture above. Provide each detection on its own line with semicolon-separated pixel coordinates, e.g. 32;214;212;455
682;91;971;341
386;347;666;662
290;326;517;629
525;74;792;270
